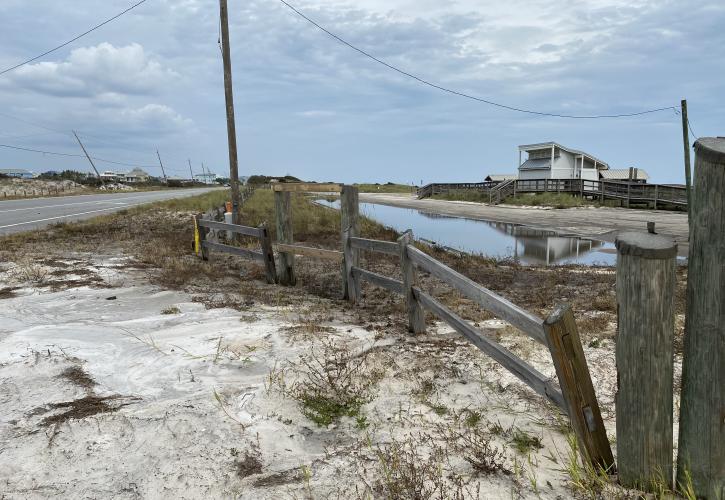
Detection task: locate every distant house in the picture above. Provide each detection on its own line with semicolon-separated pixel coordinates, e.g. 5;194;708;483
485;174;518;182
599;168;649;183
125;168;150;183
100;170;122;181
518;142;609;182
0;168;34;179
194;172;218;185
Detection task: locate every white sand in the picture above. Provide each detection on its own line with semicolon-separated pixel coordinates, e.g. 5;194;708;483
0;257;627;499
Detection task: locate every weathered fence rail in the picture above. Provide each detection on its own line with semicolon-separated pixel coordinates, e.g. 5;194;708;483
349;224;613;470
418;178;688;208
194;215;276;284
192;182;615;472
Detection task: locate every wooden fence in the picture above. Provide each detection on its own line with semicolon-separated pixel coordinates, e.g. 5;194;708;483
418;178;688;208
193;216;277;285
192;182;615;471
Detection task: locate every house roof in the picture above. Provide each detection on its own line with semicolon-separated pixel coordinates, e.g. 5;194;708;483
485;174;518;181
600;168;650;180
519;158;551;170
518;142;609;170
126;168;149;177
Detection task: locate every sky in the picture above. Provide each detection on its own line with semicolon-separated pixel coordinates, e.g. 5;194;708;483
0;0;723;184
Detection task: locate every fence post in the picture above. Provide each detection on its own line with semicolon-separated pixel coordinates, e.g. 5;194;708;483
257;222;277;285
340;185;360;301
677;138;725;499
274;190;295;286
615;231;677;490
654;185;658;210
195;214;209;261
398;230;426;334
544;304;614;472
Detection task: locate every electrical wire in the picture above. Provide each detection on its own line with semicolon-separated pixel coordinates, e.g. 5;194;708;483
277;0;678;119
686;118;698;140
0;0;149;77
0;142;192;176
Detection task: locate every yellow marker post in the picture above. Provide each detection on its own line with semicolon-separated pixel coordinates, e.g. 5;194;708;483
193;217;201;256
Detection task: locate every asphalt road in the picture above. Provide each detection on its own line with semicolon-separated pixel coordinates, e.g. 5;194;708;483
0;188;221;235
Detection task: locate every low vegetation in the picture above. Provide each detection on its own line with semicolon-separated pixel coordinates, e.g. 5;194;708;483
355;182;416;193
269;340;382;427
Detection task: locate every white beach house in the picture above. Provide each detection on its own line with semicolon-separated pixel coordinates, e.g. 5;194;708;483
517;142;609;182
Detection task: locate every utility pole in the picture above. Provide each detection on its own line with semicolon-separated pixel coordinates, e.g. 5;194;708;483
156;149;168;184
219;0;242;223
72;130;105;187
188;158;194;182
681;99;692;228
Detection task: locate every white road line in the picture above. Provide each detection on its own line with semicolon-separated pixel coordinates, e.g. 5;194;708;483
0;192;182;212
0;207;124;229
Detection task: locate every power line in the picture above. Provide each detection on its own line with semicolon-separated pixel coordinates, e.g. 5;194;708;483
277;0;678;119
0;0;149;77
0;142;191;175
687;118;698;140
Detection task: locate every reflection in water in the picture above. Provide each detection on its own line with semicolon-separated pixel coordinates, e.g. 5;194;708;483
315;199;616;266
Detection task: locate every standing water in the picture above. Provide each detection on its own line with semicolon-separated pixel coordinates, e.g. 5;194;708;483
316;199;616;266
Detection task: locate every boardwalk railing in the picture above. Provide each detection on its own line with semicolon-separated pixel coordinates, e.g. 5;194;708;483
418;178;687;208
348;229;615;471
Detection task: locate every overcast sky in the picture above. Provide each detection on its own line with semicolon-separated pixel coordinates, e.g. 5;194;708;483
0;0;722;183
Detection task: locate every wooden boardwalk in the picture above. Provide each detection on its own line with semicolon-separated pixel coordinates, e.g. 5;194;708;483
418;178;687;208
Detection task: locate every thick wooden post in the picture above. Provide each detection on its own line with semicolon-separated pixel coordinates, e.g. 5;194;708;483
398;230;425;334
258;222;277;285
340;185;360;301
677;138;725;499
274;191;295;286
544;304;614;472
615;231;677;490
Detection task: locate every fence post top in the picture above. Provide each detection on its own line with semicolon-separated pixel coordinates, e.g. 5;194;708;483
615;231;677;259
694;137;725;162
544;302;572;325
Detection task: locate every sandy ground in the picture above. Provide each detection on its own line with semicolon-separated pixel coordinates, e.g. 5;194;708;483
0;252;643;499
359;193;690;256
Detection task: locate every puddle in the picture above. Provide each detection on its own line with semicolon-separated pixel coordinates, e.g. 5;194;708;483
316;199;616;266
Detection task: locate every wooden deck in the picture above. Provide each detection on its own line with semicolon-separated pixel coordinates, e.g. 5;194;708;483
417;178;687;208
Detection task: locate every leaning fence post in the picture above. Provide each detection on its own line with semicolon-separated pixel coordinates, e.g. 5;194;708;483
340;185;360;301
677;137;725;499
544;304;614;472
274;190;295;286
615;231;677;490
398;230;425;334
258;222;277;285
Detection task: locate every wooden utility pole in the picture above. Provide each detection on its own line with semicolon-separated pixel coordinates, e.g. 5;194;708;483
188;159;194;182
156;149;167;183
677;137;725;499
219;0;242;223
72;130;104;187
681;99;692;222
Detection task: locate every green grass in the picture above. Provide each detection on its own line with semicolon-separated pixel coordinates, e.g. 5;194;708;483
432;189;490;203
355;182;416;193
299;394;365;427
502;192;590;208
